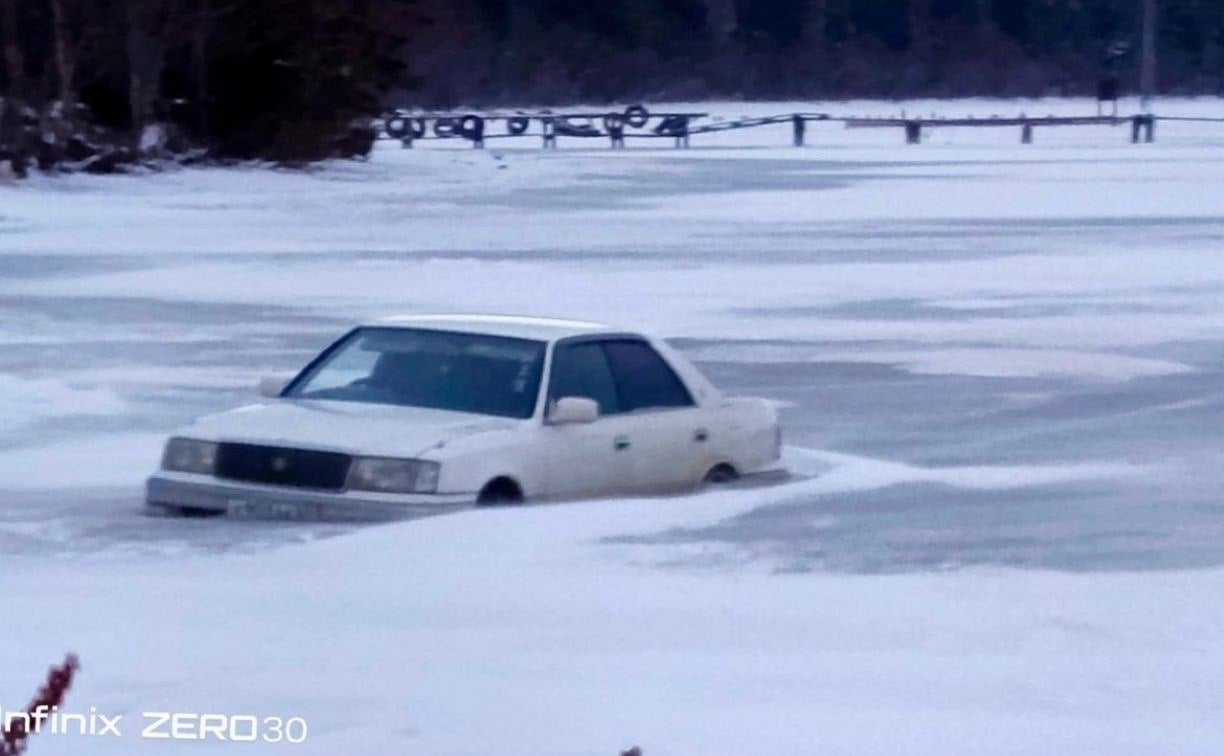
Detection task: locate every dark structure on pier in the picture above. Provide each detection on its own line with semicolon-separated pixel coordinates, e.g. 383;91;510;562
382;105;1173;150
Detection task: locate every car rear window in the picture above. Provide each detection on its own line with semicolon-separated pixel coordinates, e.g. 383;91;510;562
599;340;695;412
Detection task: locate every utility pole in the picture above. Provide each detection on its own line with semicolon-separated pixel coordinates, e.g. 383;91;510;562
1140;0;1157;111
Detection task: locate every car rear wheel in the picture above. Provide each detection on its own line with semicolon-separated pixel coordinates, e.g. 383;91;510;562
703;464;740;486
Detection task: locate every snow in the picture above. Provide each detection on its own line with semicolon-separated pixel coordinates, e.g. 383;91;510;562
0;432;164;490
5;457;1224;754
0;375;126;433
3;97;1224;753
684;343;1193;381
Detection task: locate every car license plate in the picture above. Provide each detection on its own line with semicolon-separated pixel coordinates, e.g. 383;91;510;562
227;499;307;520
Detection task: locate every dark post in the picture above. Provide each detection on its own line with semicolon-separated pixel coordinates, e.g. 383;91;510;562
1021;124;1033;144
905;121;922;144
471;117;485;149
1131;114;1156;143
1096;75;1120;117
542;117;556;149
792;115;806;147
606;115;625;149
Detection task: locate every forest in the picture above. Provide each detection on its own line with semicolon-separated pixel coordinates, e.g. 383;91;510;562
1;0;1221;169
412;0;1220;104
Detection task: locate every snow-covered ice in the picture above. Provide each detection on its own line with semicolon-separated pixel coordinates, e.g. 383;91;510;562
3;97;1224;754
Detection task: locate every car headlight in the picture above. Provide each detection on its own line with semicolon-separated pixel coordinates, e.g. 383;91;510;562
161;438;219;474
346;457;440;494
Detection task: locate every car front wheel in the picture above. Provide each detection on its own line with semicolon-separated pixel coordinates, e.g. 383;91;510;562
477;478;524;506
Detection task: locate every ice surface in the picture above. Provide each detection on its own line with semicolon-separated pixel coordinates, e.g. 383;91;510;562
0;374;126;432
3;97;1224;753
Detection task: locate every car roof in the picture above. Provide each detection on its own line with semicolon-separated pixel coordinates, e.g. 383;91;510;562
369;314;623;342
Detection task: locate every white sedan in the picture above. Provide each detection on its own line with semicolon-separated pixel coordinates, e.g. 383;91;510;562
146;315;782;520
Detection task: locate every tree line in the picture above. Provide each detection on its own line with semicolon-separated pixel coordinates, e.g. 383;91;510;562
1;0;1221;172
0;0;416;172
411;0;1222;105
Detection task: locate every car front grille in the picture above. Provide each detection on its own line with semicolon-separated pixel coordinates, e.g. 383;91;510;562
214;443;352;491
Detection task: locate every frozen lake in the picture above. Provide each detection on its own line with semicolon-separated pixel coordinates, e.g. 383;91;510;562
3;97;1224;756
5;99;1224;570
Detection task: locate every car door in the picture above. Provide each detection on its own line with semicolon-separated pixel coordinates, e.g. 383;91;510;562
539;340;635;499
598;339;708;493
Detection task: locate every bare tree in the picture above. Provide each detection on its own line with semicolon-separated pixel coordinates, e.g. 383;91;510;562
703;0;737;45
802;0;829;52
0;0;23;98
49;0;78;111
187;0;211;133
909;0;933;57
1140;0;1157;109
1202;0;1222;93
975;0;994;34
125;0;170;139
1217;1;1224;93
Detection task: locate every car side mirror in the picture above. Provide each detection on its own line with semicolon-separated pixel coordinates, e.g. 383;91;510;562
258;375;291;398
550;396;599;425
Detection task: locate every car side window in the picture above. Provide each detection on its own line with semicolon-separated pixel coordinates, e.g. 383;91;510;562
549;342;622;415
600;340;695;412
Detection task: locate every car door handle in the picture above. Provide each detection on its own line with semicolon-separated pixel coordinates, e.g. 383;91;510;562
614;435;631;451
694;428;709;443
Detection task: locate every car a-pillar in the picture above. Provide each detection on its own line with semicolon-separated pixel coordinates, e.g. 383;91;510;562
477;477;524;506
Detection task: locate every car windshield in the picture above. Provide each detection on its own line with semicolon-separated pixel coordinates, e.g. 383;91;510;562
285;327;546;419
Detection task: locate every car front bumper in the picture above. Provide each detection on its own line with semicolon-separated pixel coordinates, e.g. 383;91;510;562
146;472;476;522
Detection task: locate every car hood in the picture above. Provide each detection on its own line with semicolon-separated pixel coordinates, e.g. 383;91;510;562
180;399;521;458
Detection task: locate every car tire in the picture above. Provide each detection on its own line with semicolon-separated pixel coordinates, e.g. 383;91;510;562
703;464;739;485
624;104;649;129
458;115;484;140
433;118;457;137
506;116;530;136
156;505;225;518
385;116;409;139
477;478;524;506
